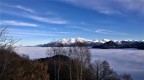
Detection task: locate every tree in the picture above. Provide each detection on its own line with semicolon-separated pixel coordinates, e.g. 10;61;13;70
47;47;66;80
70;43;91;80
47;46;91;80
121;73;133;80
0;27;49;80
91;60;120;80
0;27;18;52
0;27;16;79
45;43;133;80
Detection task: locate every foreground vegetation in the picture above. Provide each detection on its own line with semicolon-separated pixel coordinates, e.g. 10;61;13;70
0;47;133;80
0;48;49;80
0;27;49;80
0;28;133;80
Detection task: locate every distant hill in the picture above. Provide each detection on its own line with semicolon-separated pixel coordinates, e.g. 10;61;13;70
93;41;144;49
93;41;120;49
37;37;144;50
37;55;70;62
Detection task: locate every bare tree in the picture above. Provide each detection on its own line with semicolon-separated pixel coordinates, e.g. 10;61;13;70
71;45;91;80
67;47;73;80
0;27;18;52
91;60;121;80
47;47;66;80
0;27;18;79
0;27;7;50
121;73;133;80
0;27;7;79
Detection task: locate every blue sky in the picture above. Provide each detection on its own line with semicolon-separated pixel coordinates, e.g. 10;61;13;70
0;0;144;46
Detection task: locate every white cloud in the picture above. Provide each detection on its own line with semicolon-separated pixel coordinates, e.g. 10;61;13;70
68;26;83;29
8;28;75;37
8;28;58;37
16;5;35;13
117;0;144;13
45;12;56;15
95;29;113;34
0;20;38;27
62;0;144;15
12;32;57;37
27;15;68;24
1;3;69;25
95;29;129;35
68;26;93;32
1;3;35;14
55;32;76;34
67;26;129;35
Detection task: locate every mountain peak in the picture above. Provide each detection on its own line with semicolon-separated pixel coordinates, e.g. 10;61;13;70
58;37;89;44
102;39;110;42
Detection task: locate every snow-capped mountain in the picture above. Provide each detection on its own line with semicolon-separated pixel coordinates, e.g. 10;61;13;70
58;38;113;44
37;37;144;49
57;37;90;44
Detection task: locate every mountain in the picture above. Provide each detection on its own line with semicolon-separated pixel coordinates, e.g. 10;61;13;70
37;37;110;47
92;40;144;49
95;41;120;49
37;37;144;49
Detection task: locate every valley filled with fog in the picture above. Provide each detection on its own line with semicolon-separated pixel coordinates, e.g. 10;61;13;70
15;47;144;80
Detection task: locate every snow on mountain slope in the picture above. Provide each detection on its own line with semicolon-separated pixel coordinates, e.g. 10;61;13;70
57;37;91;44
52;37;143;44
38;37;144;47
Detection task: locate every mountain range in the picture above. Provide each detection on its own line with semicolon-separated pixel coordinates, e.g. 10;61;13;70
37;37;144;49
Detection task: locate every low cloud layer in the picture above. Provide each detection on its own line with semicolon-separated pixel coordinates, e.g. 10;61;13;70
16;47;144;80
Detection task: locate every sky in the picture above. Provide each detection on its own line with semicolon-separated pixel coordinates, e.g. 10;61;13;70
0;0;144;46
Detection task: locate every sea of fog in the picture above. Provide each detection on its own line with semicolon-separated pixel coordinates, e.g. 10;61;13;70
15;47;144;80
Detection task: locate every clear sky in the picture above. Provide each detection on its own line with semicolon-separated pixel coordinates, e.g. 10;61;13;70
0;0;144;46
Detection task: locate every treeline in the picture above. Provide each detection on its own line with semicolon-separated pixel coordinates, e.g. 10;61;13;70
0;46;133;80
38;46;133;80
